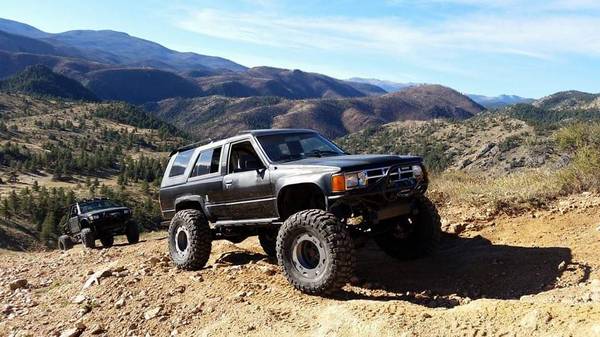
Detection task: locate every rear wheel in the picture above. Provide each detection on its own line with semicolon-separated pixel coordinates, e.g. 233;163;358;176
80;228;95;249
374;195;441;260
100;234;114;248
276;209;353;295
168;210;212;270
126;221;139;244
258;229;278;258
58;235;73;251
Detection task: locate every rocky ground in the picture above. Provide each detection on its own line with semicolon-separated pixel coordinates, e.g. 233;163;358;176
2;194;600;337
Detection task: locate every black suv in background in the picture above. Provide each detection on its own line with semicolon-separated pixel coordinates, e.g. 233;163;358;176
160;129;440;295
58;198;139;250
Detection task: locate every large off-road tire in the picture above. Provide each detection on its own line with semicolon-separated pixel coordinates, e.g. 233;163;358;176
374;194;441;260
100;234;114;248
258;229;278;258
276;209;353;295
168;209;212;270
126;221;139;244
58;235;73;251
80;228;96;249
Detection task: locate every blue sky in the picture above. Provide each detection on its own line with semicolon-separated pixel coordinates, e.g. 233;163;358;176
2;0;600;98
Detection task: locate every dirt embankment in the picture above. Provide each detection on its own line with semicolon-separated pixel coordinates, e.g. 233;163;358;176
2;195;600;337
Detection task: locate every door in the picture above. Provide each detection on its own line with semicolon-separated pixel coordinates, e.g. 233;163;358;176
68;205;80;233
209;140;275;220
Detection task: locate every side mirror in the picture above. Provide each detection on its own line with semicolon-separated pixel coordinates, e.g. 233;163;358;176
244;158;263;171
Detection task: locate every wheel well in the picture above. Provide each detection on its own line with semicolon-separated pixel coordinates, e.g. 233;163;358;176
277;184;326;220
175;200;203;212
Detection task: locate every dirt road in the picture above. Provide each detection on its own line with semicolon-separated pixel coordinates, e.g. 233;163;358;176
2;198;600;336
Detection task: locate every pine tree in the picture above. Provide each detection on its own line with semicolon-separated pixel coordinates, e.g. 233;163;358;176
0;198;9;219
8;189;19;212
40;211;56;246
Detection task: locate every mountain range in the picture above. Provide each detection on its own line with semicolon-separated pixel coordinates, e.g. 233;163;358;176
3;16;594;148
0;18;390;103
349;78;534;108
0;17;534;109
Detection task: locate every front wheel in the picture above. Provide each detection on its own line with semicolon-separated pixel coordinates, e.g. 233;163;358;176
100;234;114;248
58;235;73;251
126;221;139;244
80;228;95;249
276;209;353;295
168;210;212;270
374;194;441;260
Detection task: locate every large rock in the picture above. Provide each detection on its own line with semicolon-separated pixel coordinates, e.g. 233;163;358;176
8;279;27;290
82;266;113;289
144;306;162;320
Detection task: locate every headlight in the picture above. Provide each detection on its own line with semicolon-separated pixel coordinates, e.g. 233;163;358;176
88;214;100;220
332;171;368;192
412;165;427;181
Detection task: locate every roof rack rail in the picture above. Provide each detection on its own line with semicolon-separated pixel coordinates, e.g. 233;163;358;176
169;139;213;156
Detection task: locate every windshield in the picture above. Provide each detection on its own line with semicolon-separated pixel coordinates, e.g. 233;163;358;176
257;132;345;163
79;200;121;213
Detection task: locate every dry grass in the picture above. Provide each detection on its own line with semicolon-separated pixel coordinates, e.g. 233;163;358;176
430;121;600;214
430;169;564;214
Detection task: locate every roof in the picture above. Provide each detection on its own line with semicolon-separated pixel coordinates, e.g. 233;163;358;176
239;128;318;136
170;128;319;156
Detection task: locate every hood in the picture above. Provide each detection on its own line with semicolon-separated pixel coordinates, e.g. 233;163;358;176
278;154;422;171
81;206;130;217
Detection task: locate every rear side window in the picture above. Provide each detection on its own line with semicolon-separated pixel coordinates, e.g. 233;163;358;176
191;147;222;177
168;149;194;177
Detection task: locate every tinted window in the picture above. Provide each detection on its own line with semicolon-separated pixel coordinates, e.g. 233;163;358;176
169;149;194;177
79;200;121;213
257;133;344;163
191;147;222;177
229;141;264;173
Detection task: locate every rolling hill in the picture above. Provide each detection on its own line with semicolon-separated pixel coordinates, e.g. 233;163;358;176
84;68;203;104
0;64;97;100
145;84;484;140
532;90;600;111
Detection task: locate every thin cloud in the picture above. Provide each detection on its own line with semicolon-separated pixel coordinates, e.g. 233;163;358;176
177;8;600;61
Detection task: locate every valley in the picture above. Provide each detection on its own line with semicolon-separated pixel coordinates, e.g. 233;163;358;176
0;14;599;337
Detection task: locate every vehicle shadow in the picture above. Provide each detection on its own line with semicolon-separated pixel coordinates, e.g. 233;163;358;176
215;251;268;265
109;240;147;248
340;233;575;306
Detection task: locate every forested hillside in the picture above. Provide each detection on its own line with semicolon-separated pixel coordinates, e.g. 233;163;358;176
0;92;185;250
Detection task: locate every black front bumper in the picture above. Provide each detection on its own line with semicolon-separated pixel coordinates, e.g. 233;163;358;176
327;164;428;222
91;217;130;234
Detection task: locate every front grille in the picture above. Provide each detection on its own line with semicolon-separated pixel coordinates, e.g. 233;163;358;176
365;165;416;189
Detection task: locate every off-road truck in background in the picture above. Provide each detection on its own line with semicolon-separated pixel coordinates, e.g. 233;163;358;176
159;129;440;295
58;198;140;250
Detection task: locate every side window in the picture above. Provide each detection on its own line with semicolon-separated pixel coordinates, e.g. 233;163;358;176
168;149;195;177
191;147;222;177
228;141;264;173
70;206;78;217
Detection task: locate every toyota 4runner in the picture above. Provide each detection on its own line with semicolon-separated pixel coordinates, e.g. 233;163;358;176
58;198;140;250
159;129;440;295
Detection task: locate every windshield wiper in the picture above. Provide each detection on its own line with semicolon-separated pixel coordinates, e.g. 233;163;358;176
305;150;340;158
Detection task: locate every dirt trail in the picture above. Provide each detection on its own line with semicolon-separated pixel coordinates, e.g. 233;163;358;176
2;198;600;337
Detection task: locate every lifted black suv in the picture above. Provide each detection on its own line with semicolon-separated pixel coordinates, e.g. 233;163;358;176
58;198;139;250
160;129;440;295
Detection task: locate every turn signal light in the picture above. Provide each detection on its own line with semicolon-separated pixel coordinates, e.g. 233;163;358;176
331;174;346;192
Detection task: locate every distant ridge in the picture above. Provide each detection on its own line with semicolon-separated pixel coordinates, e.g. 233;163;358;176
0;64;97;101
